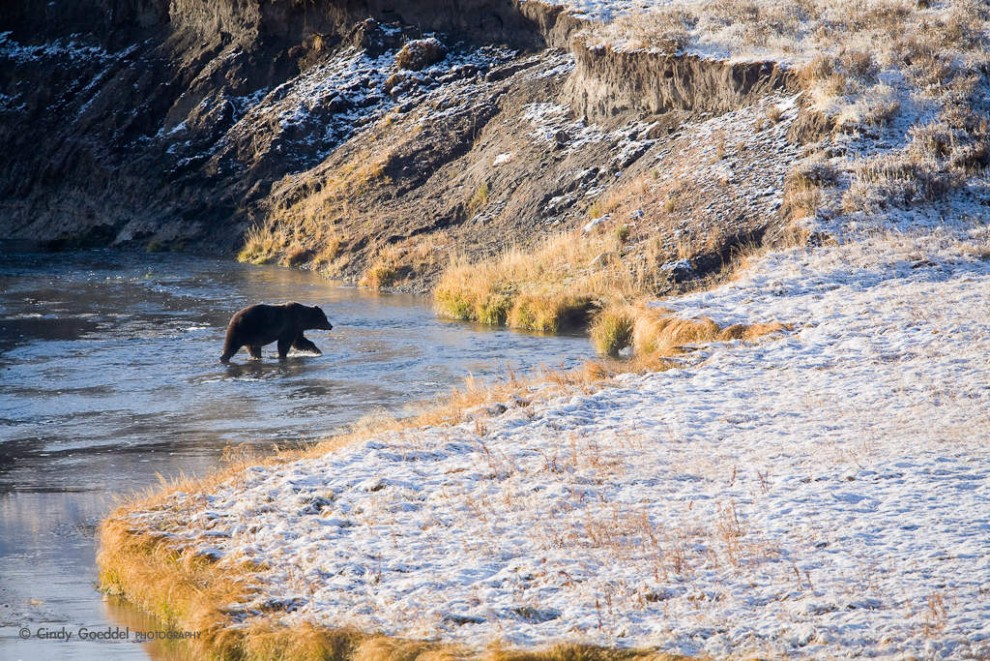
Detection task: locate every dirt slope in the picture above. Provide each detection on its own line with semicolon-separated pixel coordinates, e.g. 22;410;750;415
0;0;806;293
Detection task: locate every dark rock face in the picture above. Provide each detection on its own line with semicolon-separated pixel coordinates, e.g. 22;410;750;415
0;0;543;248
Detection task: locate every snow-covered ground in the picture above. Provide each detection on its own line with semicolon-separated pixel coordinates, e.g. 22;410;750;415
129;227;990;658
107;2;990;657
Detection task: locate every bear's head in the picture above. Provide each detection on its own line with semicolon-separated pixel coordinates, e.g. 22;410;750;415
306;305;333;331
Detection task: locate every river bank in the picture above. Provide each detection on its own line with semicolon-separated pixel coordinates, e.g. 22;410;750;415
0;247;594;660
97;229;990;659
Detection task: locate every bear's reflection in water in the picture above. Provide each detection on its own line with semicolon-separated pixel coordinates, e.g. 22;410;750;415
222;358;299;380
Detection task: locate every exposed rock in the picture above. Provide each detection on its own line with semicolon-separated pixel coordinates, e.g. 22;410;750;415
567;38;797;125
395;37;447;71
661;258;695;283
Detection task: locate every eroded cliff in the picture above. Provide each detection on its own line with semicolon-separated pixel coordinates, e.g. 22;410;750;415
0;0;808;293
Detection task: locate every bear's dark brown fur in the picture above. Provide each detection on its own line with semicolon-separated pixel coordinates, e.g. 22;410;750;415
220;302;333;363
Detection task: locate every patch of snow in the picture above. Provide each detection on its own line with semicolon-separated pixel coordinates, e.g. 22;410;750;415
0;31;127;64
582;213;610;233
523;102;606;151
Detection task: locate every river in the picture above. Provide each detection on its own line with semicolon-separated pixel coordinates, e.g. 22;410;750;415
0;247;593;660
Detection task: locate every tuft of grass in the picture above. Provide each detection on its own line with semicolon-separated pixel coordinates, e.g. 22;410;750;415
842;153;957;213
835;83;901;129
285;243;314;266
590;306;636;357
781;158;838;222
360;245;404;290
591;304;790;361
468;182;490;215
487;643;691;661
238;224;287;265
313;236;342;270
434;232;635;332
508;294;596;333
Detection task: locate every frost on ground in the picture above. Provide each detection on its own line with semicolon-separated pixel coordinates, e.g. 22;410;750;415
102;1;990;656
131;228;990;659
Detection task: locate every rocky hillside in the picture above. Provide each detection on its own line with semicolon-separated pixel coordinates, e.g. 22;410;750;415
0;0;808;294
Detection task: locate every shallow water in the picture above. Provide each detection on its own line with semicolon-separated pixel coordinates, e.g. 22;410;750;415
0;248;593;660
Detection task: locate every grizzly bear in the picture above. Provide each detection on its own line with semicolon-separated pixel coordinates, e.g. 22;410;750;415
220;302;333;363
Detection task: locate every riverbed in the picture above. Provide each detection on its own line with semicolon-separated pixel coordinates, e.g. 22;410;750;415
0;247;594;660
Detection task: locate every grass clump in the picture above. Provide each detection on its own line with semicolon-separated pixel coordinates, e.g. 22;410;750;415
591;304;790;361
468;182;490;215
781;157;839;222
508;294;594;333
237;224;287;265
590;306;636;357
434;232;634;333
842;154;957;213
360;245;404;290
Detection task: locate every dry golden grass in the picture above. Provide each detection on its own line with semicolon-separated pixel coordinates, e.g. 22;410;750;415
633;306;788;359
587;9;695;53
591;303;789;361
238;223;290;265
238;149;393;268
486;644;691;661
589;306;636;357
468;182;490;215
434;232;637;332
360;244;404;290
98;510;254;656
781;158;838;223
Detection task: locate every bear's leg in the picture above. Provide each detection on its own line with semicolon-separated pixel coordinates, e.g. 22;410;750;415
248;345;263;360
277;337;293;359
220;342;241;363
292;333;321;355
